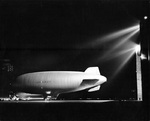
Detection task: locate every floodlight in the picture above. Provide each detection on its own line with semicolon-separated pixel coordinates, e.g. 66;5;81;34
144;16;148;20
135;44;141;55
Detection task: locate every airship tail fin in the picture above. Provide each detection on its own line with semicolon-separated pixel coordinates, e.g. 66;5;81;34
85;67;100;75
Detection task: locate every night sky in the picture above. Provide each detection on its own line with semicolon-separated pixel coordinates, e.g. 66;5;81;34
0;0;148;99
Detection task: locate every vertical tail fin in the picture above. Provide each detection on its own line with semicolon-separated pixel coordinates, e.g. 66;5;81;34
84;67;100;75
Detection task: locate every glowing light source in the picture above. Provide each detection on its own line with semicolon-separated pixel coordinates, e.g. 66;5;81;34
135;44;141;55
144;16;148;20
140;54;147;60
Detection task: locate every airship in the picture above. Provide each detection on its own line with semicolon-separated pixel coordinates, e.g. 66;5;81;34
13;67;107;100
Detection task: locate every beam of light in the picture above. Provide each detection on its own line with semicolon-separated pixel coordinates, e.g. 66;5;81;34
83;23;140;49
103;41;137;61
112;29;139;50
105;47;135;61
108;42;138;80
99;24;140;42
110;49;135;79
100;29;139;61
84;24;140;48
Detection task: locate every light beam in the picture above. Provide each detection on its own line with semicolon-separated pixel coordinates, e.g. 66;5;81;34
99;29;139;61
99;24;139;42
85;23;140;48
111;48;135;78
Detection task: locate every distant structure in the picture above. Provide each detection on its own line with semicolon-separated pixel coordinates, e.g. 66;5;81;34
0;59;14;97
135;47;142;101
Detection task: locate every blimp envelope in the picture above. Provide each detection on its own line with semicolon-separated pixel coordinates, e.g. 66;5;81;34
13;67;107;100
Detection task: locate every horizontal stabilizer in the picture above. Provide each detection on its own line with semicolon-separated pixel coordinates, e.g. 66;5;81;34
85;67;100;75
88;85;101;92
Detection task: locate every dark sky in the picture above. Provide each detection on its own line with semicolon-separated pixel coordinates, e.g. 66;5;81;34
1;1;143;49
0;0;148;99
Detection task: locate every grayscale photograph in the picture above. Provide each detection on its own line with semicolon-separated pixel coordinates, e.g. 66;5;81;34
0;0;149;120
